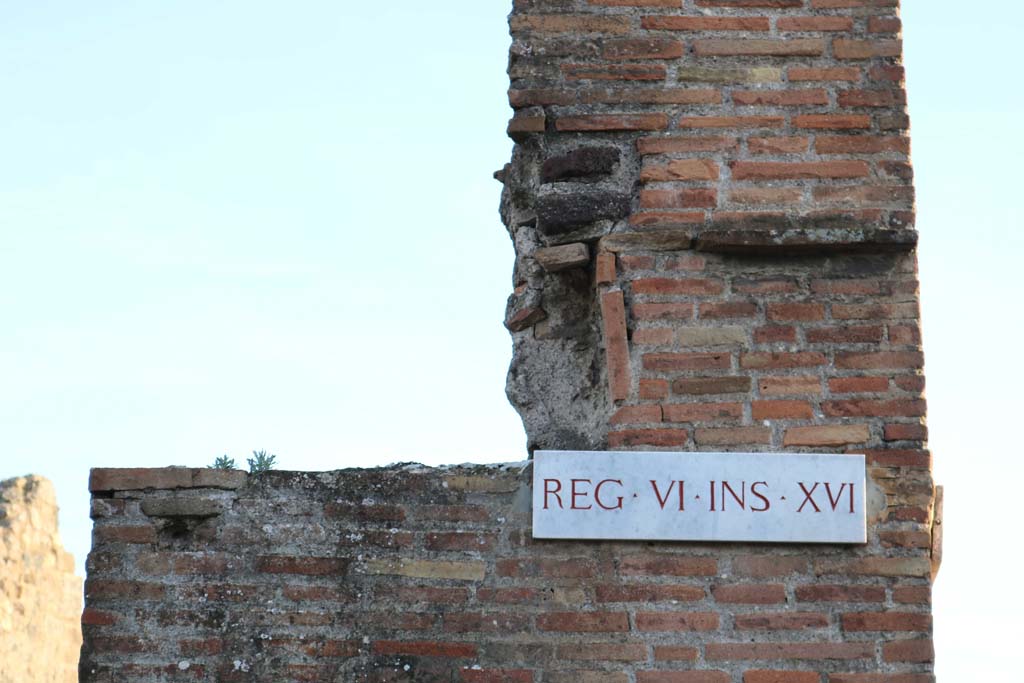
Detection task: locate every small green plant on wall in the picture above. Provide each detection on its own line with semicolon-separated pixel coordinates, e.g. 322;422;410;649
246;450;277;473
209;451;278;473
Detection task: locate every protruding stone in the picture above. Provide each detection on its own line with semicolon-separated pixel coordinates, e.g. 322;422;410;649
141;497;226;519
534;243;590;273
505;306;547;333
536;190;631;236
541;147;620;184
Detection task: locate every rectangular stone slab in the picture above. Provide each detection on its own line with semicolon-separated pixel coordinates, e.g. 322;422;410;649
532;450;866;544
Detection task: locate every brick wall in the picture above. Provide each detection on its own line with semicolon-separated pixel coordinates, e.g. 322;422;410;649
80;0;938;680
81;466;934;682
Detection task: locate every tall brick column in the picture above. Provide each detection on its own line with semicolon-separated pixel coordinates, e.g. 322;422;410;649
499;0;939;677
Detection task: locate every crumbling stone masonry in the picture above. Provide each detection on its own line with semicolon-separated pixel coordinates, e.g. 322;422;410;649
1;476;82;683
80;1;938;681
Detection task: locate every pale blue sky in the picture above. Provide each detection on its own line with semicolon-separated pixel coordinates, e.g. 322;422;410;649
1;1;1020;679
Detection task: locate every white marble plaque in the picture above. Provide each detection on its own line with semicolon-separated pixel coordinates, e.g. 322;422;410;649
532;450;866;544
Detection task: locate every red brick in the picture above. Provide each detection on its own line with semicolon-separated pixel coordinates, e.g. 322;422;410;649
496;558;596;579
731;161;869;179
700;302;758;319
789;67;861;81
638;673;730;683
752;400;813;420
642;16;771;31
641;188;718;209
664;403;744;422
633;278;724;295
678;116;784;129
696;427;772;445
630;211;707;228
796;585;885;603
829;675;934;683
882;639;934;663
636;611;720;631
823;398;926;417
509;15;632;34
760;376;821;396
595;252;616;285
836;351;924;369
842;612;931;632
640;379;669;399
732;555;807;577
834;39;903;60
96;526;157;544
444;612;530;633
893;586;931;604
595;584;705;603
425;532;497;552
794;114;872;129
741;352;826;369
829;376;889;394
641;159;720;181
807;325;885;344
694;39;825;57
654;646;700;661
603;37;685;60
537;612;629;632
880;421;929;444
643;352;731;371
815;135;909;154
839;89;906;108
734;90;829;106
81;608;118;626
879;530;931;548
620;554;717;576
610;405;663;425
609;429;689;448
707;642;872;660
747;136;810;154
778;16;854;31
372;640;477;658
562;64;667;81
783;425;870;446
557;114;669;131
767;302;825;321
746;673;822;683
554;643;647;662
601;290;631;401
735;613;830;630
638;136;738;154
713;584;786;604
634;302;694;320
459;669;533;683
580;88;721;106
258;557;350;577
755;325;798;343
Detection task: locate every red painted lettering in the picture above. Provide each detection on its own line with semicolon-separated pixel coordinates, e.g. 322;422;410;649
543;478;563;510
721;481;745;511
750;481;770;512
570;479;592;510
797;482;821;513
595;479;624;510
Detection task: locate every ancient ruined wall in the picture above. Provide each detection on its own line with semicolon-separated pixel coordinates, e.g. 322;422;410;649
0;476;83;683
500;0;916;452
80;1;938;680
82;466;934;682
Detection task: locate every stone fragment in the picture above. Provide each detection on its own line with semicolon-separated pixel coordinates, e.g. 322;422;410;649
541;147;620;184
536;190;631;236
141;497;226;519
534;243;590;272
364;558;486;581
505;305;547;332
